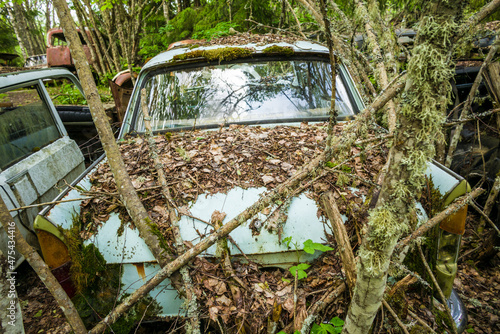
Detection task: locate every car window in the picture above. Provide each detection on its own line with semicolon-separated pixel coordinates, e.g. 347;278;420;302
135;59;355;131
0;84;61;170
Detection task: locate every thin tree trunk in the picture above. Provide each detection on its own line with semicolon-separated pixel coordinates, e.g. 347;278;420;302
0;198;86;333
354;0;397;132
162;0;170;24
73;1;104;76
80;0;116;73
141;89;201;334
45;0;51;33
343;1;465;332
6;5;27;59
101;7;122;72
53;0;172;271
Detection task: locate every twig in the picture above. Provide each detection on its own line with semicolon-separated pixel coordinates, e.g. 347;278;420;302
408;310;437;334
444;108;500;127
445;39;498;167
382;299;410;334
470;201;500;236
8;197;91;212
417;243;458;334
396;188;484;251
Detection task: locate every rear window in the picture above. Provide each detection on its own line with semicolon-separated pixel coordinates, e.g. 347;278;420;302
134;58;355;132
0;84;61;170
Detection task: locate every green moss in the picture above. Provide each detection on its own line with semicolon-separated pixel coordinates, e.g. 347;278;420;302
63;217;163;333
172;47;254;63
148;221;173;254
62;217;107;294
262;45;294;57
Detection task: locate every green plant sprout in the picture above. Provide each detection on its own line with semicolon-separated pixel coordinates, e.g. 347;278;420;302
276;317;344;334
311;317;344;334
283;238;334;281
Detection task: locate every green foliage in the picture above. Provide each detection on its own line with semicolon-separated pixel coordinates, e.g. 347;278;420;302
192;21;240;40
0;17;18;53
311;317;344;334
54;83;87;105
289;263;310;280
303;239;334;254
172;47;253;63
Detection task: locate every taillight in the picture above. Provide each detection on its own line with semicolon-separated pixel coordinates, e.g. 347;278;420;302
34;216;75;297
434;205;467;298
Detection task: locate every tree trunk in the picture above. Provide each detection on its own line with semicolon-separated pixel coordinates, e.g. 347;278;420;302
162;0;170;24
101;7;122;72
52;0;172;270
0;198;86;333
343;1;465;332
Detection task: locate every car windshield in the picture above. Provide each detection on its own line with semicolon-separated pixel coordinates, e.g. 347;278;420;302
134;59;355;131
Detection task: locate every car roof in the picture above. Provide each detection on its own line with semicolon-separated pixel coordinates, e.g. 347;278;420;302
0;67;79;90
142;40;329;72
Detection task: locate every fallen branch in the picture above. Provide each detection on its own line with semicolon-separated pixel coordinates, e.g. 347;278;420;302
320;192;356;291
470;201;500;236
8;197;91;212
444;108;500;127
0;198;87;333
396;188;484;251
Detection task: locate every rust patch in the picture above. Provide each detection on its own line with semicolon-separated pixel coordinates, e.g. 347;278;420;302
133;263;146;281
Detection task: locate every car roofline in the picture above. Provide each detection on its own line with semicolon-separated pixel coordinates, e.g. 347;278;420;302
0;67;81;91
141;41;329;72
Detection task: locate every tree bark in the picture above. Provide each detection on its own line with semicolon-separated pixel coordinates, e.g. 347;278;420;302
354;0;397;132
0;198;86;333
53;0;173;270
321;192;356;291
343;1;465;332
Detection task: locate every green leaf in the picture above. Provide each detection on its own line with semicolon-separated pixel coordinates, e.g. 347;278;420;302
283;236;292;249
281;277;291;283
34;309;43;317
303;239;316;254
325;161;336;168
466;328;475;333
303;239;334;254
330;317;344;327
296;263;310;271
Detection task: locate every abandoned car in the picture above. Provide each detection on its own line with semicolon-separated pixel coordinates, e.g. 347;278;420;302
0;68;86;268
35;38;469;332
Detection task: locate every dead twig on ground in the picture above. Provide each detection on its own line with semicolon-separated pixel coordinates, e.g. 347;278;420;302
382;299;410;334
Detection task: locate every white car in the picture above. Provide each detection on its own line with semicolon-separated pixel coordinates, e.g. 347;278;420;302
35;39;468;332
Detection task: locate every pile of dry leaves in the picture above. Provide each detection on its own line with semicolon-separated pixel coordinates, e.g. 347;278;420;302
76;122;390;331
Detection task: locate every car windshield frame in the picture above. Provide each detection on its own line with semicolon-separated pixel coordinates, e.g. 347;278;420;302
123;54;361;135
